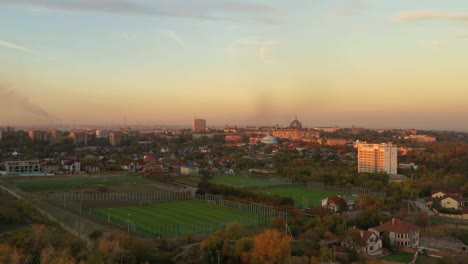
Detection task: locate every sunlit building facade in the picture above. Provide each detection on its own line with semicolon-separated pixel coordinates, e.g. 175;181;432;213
357;141;397;174
109;132;123;146
192;118;207;132
70;132;88;145
28;130;48;143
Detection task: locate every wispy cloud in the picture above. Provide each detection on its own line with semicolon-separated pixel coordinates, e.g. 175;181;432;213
417;40;440;49
1;0;278;24
228;36;275;63
0;39;37;53
166;30;187;48
392;10;468;22
331;0;369;16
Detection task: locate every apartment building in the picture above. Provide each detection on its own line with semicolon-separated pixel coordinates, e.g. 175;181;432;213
357;141;397;174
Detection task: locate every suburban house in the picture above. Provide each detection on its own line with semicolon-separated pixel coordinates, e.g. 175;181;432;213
345;228;383;256
61;160;81;174
431;188;463;200
440;196;464;210
121;161;136;171
369;218;419;248
426;189;465;210
322;196;347;213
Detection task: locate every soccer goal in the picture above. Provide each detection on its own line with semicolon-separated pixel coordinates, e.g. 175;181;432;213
139;200;152;206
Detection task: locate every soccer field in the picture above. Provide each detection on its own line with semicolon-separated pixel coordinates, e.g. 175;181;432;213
12;176;155;192
256;187;343;208
210;175;289;188
98;200;266;236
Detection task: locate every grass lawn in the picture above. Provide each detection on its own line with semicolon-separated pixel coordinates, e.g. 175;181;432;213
12;176;155;192
98;200;265;236
210;175;289;188
256;187;343;208
380;251;414;263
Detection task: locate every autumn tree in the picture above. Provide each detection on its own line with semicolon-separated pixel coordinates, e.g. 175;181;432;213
251;229;292;264
199;222;245;263
233;237;254;264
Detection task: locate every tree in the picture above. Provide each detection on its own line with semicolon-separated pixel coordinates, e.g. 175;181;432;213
251;229;292;264
414;211;429;231
233;237;254;264
356;195;384;210
199;230;224;264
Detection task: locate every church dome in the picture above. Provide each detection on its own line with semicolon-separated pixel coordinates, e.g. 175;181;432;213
289;116;302;129
261;135;278;144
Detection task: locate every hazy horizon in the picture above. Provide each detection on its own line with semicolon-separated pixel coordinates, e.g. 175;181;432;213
1;0;468;131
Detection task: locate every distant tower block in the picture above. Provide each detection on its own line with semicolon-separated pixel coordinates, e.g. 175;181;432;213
193;118;207;132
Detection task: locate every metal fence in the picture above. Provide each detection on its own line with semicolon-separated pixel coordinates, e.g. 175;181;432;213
194;193;290;219
307;181;387;198
48;191;277;238
48;191;192;202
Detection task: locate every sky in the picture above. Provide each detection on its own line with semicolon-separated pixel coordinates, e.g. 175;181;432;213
1;0;468;131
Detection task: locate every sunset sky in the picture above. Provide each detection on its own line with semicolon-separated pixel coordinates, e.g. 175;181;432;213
1;0;468;130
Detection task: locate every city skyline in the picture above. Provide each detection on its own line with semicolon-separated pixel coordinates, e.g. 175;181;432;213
1;0;468;131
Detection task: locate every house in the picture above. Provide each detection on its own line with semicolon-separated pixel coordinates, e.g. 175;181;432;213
440;196;464;210
431;188;463;200
160;146;169;153
427;189;465;210
180;161;199;176
369;218;419;248
121;161;136;171
346;228;382;256
61;160;81;174
322;196;347;213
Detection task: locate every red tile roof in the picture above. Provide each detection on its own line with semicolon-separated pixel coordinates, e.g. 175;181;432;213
370;218;418;234
349;228;376;242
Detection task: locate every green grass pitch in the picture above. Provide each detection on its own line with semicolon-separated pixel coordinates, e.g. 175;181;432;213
210;175;288;188
99;200;266;236
12;176;155;192
256;187;343;201
380;251;414;263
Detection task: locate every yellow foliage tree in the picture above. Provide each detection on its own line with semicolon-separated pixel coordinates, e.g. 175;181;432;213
251;229;292;264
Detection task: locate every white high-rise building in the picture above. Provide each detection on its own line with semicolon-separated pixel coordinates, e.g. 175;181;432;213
357;141;397;174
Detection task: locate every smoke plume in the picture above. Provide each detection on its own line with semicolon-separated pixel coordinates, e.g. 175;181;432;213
0;84;58;122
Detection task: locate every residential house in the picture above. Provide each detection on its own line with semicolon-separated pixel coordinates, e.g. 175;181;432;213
427;189;465;210
61;160;81;174
346;228;382;256
322;196;347;213
369;218;419;247
440;196;464;210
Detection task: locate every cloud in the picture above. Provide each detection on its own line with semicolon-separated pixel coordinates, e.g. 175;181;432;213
0;84;58;122
1;0;278;24
166;30;187;48
455;34;468;38
331;0;369;16
228;36;275;63
392;10;468;22
0;39;37;53
417;40;440;49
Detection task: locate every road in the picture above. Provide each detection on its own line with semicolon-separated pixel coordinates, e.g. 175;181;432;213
413;198;435;216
